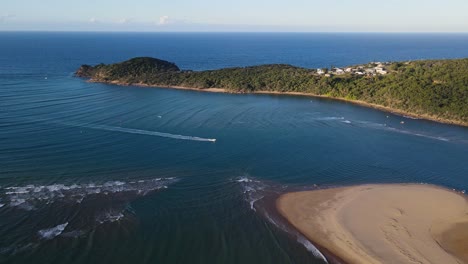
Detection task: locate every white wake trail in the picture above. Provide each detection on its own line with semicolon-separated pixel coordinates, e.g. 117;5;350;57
81;124;216;142
33;117;217;142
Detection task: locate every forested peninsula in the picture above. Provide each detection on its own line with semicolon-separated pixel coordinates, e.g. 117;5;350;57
76;57;468;126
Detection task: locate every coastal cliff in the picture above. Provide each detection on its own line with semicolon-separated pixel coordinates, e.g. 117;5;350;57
76;57;468;126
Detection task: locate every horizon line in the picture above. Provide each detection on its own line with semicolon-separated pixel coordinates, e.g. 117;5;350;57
1;30;468;34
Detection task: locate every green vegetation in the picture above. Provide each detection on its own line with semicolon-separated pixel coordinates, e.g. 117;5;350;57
76;57;468;125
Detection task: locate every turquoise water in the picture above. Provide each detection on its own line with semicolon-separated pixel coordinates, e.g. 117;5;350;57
0;32;467;264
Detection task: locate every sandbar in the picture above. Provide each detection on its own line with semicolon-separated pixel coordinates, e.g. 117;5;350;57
277;184;468;264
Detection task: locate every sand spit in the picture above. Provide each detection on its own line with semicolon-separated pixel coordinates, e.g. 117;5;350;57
277;184;468;264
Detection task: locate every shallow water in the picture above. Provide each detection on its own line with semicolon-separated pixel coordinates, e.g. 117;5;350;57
0;32;467;264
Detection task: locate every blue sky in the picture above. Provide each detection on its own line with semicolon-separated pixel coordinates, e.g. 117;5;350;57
1;0;468;32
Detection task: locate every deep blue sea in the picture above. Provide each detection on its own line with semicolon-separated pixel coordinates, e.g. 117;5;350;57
0;32;467;264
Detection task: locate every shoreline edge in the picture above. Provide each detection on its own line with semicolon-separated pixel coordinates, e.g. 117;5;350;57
276;184;468;264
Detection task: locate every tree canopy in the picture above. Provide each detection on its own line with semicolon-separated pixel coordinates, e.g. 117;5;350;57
76;57;468;125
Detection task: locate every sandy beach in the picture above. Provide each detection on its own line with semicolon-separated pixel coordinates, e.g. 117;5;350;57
277;184;468;264
89;80;468;127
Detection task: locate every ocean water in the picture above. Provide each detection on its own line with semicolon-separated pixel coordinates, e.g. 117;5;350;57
0;32;467;264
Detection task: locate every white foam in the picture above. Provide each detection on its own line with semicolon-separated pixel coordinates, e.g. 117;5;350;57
103;181;125;187
9;198;26;206
297;236;328;263
356;120;386;128
403;115;419;120
265;211;328;263
236;177;253;183
235;177;328;263
249;195;264;211
236;177;266;211
342;120;352;124
263;211;284;229
386;127;450;142
46;184;70;192
6;190;29;195
1;177;178;209
315;117;344;121
38;223;68;240
96;210;125;224
9;199;35;211
356;121;450;142
0;203;4;208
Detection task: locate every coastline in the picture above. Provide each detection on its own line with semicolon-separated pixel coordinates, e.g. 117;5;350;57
90;80;468;127
276;184;468;264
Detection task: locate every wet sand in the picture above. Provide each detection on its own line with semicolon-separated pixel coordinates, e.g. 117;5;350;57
277;184;468;264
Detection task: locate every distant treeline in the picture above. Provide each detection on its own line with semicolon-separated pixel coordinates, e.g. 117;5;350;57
76;57;468;125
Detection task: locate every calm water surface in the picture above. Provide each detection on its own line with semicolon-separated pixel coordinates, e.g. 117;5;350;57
0;32;467;264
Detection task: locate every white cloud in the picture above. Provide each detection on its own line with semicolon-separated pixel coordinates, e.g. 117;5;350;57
118;18;133;24
0;14;15;22
158;16;171;25
88;17;99;23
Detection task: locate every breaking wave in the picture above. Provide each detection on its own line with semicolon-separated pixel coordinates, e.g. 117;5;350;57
95;209;125;224
236;177;272;212
234;177;328;263
0;177;178;252
297;236;328;261
38;223;68;240
1;177;178;210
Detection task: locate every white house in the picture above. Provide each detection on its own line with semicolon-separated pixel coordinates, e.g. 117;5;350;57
317;68;325;75
377;69;388;75
334;68;345;75
375;67;387;75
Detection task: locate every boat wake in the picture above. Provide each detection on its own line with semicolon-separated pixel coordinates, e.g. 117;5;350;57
312;115;454;143
342;120;451;142
385;126;450;142
77;123;217;142
314;116;345;121
30;118;217;142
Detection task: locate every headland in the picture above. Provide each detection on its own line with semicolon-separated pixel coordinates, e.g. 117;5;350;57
76;57;468;126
